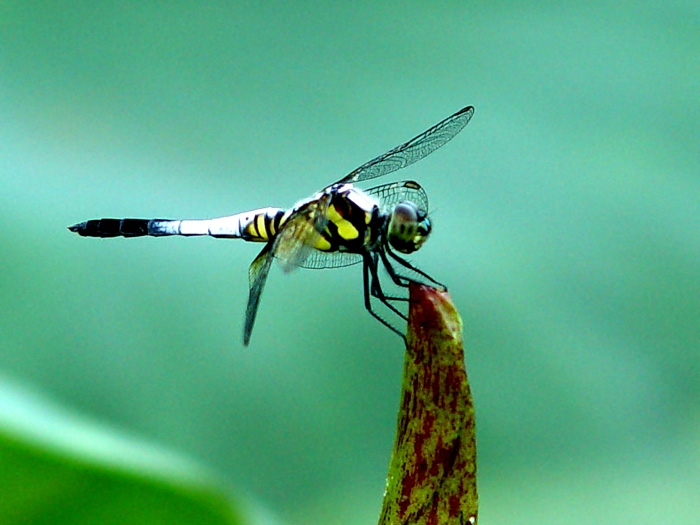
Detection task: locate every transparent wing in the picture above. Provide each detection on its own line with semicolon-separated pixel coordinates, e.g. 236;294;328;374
366;180;429;213
244;195;332;344
272;193;331;272
298;250;363;270
334;106;474;186
244;243;275;346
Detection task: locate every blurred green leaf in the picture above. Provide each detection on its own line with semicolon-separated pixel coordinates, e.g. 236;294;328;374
0;377;246;525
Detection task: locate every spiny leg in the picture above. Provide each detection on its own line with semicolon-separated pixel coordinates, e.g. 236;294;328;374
370;267;411;304
362;254;407;342
366;252;408;321
364;248;411;304
384;247;446;290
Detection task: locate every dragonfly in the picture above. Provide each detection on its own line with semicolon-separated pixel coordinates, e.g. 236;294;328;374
69;105;474;345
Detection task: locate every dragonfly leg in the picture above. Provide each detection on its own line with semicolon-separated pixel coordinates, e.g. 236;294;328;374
367;253;408;321
370;271;410;303
370;264;410;303
362;254;407;342
383;248;446;291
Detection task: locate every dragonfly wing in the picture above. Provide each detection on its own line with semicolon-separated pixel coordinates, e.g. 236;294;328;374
243;193;335;344
273;192;332;272
335;106;474;186
244;242;275;346
298;250;363;270
365;180;429;213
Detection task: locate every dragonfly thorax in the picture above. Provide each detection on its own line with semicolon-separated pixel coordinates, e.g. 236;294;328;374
386;201;431;254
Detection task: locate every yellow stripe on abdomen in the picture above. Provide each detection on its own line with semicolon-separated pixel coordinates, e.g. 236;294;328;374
256;214;270;240
242;213;272;242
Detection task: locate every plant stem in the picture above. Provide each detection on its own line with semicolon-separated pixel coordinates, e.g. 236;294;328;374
378;283;478;525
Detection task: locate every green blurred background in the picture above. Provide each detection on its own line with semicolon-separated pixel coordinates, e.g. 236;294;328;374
1;1;698;523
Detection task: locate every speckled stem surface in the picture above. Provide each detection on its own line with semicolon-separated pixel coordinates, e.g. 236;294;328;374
378;283;477;525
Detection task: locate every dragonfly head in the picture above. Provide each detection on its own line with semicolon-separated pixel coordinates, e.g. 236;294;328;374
387;201;431;254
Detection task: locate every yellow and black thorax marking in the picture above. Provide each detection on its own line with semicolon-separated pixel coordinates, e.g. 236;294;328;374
314;185;376;252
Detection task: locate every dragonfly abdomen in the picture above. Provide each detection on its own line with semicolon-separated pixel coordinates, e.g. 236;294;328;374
68;208;288;240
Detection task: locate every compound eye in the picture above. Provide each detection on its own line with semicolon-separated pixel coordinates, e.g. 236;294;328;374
388;202;426;254
392;202;418;229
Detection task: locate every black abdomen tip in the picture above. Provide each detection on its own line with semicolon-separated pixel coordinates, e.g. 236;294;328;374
67;218;150;237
